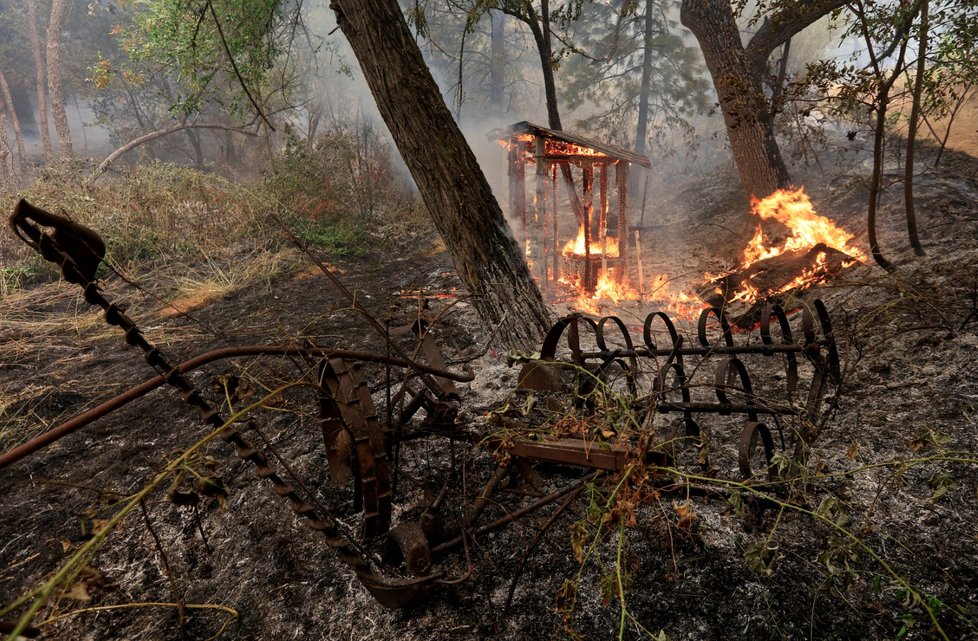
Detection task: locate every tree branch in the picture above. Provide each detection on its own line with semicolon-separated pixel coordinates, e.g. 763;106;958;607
746;0;847;66
91;123;259;179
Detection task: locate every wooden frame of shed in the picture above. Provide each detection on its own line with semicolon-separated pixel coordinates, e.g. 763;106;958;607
497;121;651;297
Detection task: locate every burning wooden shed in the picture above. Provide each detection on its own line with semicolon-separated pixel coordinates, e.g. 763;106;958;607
496;121;650;300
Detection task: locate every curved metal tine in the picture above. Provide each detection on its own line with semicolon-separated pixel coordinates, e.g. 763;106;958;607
596;316;638;395
713;357;758;421
814;299;842;383
540;315;598;366
738;421;775;481
697;306;735;350
644;310;685;376
760;304;799;398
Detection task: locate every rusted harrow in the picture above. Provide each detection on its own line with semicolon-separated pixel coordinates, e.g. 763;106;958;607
509;300;840;479
3;200;841;616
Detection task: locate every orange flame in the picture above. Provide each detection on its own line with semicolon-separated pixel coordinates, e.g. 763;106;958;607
743;187;865;269
562;225;619;257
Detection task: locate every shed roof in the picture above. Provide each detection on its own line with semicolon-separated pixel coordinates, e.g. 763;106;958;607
500;121;651;168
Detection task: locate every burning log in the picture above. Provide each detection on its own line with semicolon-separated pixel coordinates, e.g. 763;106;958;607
699;243;853;324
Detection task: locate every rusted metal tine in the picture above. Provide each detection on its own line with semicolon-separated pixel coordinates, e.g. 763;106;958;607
0;345;473;471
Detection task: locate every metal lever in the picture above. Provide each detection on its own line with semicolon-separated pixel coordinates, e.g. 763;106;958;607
9;198;106;283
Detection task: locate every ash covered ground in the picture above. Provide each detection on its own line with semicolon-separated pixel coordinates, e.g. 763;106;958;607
2;142;978;641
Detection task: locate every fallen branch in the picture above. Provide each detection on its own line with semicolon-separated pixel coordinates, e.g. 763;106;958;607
90;123;258;179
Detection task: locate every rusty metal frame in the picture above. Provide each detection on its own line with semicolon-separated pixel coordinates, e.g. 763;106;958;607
3;199;844;613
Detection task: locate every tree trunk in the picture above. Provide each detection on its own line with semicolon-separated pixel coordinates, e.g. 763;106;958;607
904;0;928;256
0;71;27;170
681;0;790;199
634;0;655;158
331;0;553;350
490;11;506;110
27;0;52;158
680;0;847;200
47;0;73;159
631;0;656;205
0;107;12;183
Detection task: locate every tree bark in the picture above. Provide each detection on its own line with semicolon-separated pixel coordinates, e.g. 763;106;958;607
27;0;52;158
680;0;846;199
46;0;73;159
634;0;655;158
332;0;553;350
0;71;27;170
681;0;790;199
0;107;12;183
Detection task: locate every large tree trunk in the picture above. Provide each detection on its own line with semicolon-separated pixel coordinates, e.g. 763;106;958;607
681;0;790;199
46;0;73;159
680;0;846;200
331;0;552;350
27;0;52;158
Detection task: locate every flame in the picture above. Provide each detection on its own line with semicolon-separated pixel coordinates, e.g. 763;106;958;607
561;225;619;257
544;139;609;158
645;274;706;318
743;187;865;269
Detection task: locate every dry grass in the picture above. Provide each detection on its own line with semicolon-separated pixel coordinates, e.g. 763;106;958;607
163;248;303;316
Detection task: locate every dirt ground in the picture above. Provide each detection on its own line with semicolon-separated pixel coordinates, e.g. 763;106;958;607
2;137;978;641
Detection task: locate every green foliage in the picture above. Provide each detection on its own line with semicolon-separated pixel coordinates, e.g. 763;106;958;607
805;1;978;124
560;0;711;149
111;0;291;118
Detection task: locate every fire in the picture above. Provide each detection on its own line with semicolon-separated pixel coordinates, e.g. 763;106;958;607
743;187;865;269
550;186;862;318
645;274;705;318
497;134;610;160
561;225;619;257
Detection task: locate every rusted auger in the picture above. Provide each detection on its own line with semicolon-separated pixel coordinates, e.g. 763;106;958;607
7;199;468;608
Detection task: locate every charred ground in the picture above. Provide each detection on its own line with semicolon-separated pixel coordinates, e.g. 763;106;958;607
2;143;978;641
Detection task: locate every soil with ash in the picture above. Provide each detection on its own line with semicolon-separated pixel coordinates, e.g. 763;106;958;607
3;142;978;641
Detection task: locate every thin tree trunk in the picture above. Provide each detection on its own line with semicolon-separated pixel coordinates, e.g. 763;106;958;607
490;11;506;110
631;0;656;204
92;123;258;177
904;0;928;256
0;72;27;169
27;0;52;158
634;0;655;158
511;1;587;226
856;0;917;272
331;0;553;350
0;107;13;183
47;0;73;159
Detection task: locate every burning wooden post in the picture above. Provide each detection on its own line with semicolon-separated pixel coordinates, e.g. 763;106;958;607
494;121;650;304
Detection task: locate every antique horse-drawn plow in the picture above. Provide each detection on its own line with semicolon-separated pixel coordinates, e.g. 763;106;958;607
2;200;841;619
